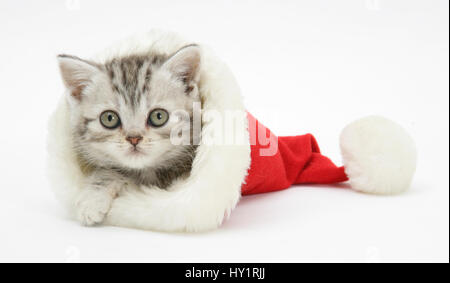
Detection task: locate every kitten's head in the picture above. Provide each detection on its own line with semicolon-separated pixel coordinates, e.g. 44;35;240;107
57;45;201;169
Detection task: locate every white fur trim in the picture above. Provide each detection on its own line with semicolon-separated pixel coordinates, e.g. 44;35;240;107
47;30;251;232
340;116;417;195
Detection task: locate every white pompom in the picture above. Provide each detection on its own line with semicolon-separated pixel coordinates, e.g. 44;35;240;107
340;116;417;194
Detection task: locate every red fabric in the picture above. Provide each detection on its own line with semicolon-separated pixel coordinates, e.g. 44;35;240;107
241;113;348;195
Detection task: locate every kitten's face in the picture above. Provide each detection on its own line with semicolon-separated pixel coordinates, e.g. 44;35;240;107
58;46;201;169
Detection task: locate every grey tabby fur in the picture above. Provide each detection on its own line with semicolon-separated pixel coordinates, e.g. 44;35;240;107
57;44;202;219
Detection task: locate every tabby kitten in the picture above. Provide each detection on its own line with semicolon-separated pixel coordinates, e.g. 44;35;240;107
57;45;201;225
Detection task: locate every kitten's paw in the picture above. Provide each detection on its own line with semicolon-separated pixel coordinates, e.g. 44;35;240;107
75;189;112;226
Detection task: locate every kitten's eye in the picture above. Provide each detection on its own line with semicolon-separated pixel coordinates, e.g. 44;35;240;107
148;109;169;127
100;110;121;129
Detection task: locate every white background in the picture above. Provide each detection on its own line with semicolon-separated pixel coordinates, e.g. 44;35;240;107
0;0;448;263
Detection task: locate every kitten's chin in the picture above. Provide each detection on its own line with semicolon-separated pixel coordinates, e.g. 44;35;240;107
117;157;150;169
114;149;163;170
117;153;150;169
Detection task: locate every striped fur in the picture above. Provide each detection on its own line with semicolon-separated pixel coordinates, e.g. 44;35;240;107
104;54;168;109
57;45;202;226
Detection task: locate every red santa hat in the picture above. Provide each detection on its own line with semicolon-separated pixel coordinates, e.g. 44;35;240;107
48;30;417;232
243;113;416;196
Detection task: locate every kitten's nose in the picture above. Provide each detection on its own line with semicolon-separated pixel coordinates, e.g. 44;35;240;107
126;135;143;146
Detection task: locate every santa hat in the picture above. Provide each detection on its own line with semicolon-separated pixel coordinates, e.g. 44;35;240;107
47;30;417;232
243;113;416;196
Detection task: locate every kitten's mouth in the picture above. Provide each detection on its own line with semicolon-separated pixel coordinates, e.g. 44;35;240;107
128;147;144;155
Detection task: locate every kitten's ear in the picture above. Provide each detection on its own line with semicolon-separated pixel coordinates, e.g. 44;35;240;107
57;54;100;100
163;45;201;84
